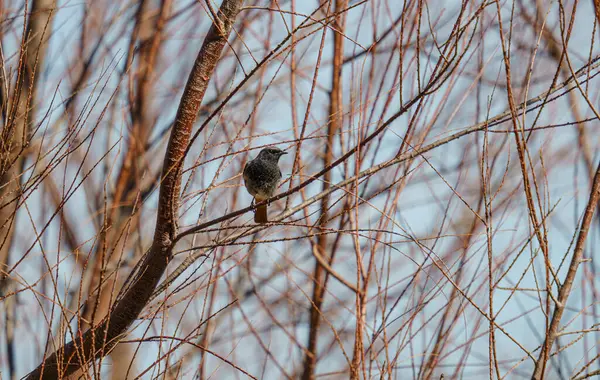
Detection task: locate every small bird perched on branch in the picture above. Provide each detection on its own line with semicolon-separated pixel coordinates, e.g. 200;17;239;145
243;147;287;223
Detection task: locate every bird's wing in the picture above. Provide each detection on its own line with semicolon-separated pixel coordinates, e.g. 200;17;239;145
243;161;251;179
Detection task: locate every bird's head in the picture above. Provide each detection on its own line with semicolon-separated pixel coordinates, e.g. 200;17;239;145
257;147;288;161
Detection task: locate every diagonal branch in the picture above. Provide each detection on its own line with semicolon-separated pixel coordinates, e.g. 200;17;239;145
531;162;600;378
24;0;244;378
174;52;600;244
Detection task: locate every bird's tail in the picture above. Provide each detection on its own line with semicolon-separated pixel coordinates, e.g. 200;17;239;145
255;204;268;223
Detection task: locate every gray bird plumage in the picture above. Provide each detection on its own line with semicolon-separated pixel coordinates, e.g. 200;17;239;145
243;147;287;223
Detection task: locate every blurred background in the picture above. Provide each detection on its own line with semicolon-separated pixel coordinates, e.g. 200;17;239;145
1;0;600;378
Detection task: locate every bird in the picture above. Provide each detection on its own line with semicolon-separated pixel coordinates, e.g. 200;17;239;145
243;147;287;223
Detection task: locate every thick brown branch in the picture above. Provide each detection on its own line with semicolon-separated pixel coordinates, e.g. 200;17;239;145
0;0;56;293
302;1;348;379
24;1;244;378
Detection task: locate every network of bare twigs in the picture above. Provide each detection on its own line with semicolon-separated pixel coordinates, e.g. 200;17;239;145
1;0;600;379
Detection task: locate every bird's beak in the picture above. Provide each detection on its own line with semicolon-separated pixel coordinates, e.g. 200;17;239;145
281;151;288;155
